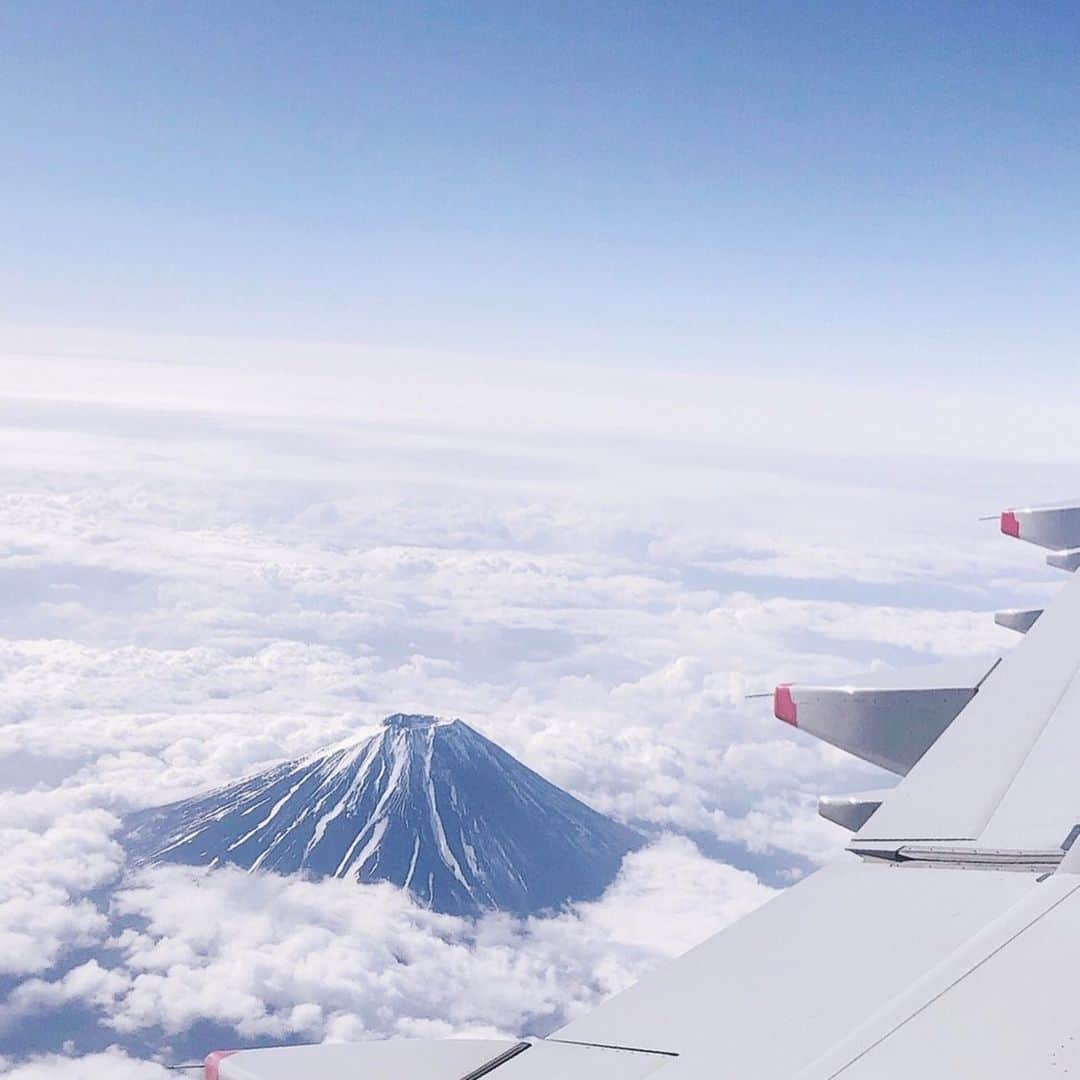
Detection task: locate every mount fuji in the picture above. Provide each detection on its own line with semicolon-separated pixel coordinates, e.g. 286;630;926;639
124;714;643;916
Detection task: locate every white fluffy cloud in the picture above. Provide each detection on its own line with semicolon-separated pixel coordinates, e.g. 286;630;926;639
0;801;123;977
1;1048;169;1079
0;839;770;1058
101;838;768;1042
0;351;1057;1068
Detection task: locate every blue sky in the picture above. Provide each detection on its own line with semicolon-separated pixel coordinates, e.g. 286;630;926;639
3;2;1079;376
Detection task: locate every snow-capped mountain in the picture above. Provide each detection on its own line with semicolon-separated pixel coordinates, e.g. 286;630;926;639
125;714;643;916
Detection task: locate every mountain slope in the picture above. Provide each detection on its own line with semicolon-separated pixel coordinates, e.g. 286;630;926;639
124;714;643;916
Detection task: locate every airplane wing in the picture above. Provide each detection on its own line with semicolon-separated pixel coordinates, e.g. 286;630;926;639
206;499;1080;1079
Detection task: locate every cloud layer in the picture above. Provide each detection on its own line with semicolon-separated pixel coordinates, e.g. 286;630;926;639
0;358;1051;1068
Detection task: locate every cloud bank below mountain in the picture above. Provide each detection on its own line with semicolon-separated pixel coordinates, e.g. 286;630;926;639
0;346;1052;1068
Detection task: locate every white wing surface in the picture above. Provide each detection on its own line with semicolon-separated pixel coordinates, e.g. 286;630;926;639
207;498;1080;1078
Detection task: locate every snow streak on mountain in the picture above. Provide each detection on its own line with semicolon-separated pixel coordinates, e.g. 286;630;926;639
125;714;644;916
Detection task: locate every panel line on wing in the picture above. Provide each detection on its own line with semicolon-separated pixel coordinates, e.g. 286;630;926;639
545;1038;679;1058
459;1042;532;1079
973;655;1003;689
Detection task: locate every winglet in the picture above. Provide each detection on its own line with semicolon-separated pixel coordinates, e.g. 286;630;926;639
774;684;797;726
1000;510;1021;538
204;1052;236;1080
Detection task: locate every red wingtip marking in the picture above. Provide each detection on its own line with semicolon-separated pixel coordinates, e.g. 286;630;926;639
1001;510;1021;538
774;684;797;726
204;1051;237;1080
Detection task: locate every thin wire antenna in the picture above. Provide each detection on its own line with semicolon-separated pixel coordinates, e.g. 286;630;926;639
744;692;773;700
977;515;1000;521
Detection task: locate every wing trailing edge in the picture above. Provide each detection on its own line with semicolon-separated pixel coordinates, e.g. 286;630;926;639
205;1038;676;1079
